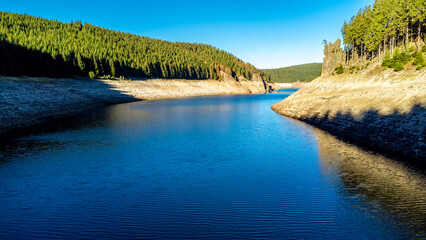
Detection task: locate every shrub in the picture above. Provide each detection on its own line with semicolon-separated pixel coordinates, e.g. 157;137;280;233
382;48;411;71
413;52;425;70
393;62;404;71
334;65;344;74
88;71;95;79
102;75;114;80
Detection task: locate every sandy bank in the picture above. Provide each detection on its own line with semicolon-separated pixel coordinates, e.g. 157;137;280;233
272;82;308;89
271;68;426;160
0;76;270;136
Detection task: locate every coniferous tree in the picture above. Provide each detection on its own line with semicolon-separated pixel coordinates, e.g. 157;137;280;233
341;0;425;63
0;12;269;81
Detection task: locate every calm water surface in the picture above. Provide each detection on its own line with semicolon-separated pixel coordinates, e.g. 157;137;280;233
0;90;425;239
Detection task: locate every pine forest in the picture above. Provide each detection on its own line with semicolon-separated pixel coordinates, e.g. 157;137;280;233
0;12;268;80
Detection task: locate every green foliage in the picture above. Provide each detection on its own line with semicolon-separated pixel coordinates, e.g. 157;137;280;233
383;51;391;64
413;52;426;69
0;12;264;80
334;65;344;74
341;0;426;63
382;49;411;71
393;62;405;71
88;71;95;79
422;45;426;53
102;75;114;80
262;63;322;83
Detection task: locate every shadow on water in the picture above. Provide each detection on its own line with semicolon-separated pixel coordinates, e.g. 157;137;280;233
315;129;426;236
0;40;145;142
0;102;154;163
300;104;425;161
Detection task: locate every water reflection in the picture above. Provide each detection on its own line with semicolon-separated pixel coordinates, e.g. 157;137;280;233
1;91;425;239
315;129;426;236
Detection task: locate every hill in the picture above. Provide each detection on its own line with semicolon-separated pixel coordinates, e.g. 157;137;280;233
0;12;268;81
262;63;322;83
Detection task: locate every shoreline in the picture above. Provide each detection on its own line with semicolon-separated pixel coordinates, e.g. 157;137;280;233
271;82;308;89
271;68;426;161
0;76;272;137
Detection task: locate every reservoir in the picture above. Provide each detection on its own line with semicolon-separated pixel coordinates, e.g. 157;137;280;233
0;90;425;239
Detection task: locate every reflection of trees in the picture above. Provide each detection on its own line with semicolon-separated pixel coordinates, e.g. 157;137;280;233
0;99;234;164
315;129;426;235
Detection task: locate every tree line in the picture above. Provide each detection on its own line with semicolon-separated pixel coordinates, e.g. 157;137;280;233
341;0;425;64
262;63;322;83
0;12;268;81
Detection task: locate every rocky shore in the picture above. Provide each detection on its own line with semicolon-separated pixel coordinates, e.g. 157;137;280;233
0;75;271;136
272;67;426;160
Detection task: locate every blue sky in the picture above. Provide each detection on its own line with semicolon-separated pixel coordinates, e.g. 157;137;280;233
1;0;373;68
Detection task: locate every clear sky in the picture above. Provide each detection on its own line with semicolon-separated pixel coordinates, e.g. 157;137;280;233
1;0;373;69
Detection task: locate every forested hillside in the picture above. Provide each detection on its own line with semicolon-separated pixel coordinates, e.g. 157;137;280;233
0;12;268;80
262;63;322;83
341;0;425;69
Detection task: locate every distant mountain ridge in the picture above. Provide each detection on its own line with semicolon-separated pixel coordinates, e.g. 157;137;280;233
262;63;322;83
0;12;268;81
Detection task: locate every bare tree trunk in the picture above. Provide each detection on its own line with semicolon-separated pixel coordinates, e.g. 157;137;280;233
378;43;381;61
418;22;422;51
364;44;367;62
419;22;421;43
345;48;347;65
383;37;386;58
404;26;407;46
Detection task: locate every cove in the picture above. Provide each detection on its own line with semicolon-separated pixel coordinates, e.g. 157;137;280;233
0;90;425;239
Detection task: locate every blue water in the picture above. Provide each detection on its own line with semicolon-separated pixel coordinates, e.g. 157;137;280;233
0;90;425;239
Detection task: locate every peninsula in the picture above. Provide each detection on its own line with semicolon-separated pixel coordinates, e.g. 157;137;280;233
272;0;426;160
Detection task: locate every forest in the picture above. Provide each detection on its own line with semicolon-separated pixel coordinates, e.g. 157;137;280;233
341;0;426;69
0;12;268;80
262;63;322;83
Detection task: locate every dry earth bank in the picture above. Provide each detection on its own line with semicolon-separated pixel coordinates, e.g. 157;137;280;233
0;75;271;136
272;67;426;160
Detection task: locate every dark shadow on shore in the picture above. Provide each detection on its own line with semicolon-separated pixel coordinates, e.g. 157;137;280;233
0;40;145;141
299;104;425;161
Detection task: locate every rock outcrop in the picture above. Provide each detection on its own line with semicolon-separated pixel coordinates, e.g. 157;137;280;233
272;67;426;160
321;39;344;77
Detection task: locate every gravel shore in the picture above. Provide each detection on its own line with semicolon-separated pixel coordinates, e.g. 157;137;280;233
0;76;270;136
272;67;426;160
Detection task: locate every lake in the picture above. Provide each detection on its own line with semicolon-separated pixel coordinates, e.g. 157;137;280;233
0;90;425;239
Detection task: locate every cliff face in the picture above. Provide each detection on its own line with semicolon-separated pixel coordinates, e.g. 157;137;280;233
0;75;272;136
272;67;426;160
321;39;344;77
